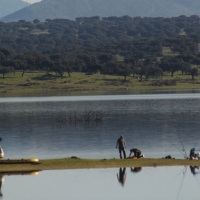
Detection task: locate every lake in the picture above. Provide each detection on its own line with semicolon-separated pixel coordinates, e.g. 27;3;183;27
1;166;200;200
0;92;200;200
0;93;199;159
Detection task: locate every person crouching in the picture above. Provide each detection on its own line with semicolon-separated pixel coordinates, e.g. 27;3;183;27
129;148;145;158
190;148;198;160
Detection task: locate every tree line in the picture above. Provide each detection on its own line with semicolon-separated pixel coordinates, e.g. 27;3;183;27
0;15;200;80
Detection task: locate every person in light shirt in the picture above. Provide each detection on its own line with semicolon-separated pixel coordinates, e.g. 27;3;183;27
0;138;3;159
0;146;4;158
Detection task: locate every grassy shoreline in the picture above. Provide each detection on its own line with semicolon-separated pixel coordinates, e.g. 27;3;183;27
0;71;199;96
0;158;200;173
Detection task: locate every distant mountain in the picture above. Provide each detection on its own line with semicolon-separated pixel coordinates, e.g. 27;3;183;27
1;0;200;22
0;0;30;19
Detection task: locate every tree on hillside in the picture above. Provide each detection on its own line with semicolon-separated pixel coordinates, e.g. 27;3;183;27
98;54;116;64
0;66;14;79
144;64;163;79
133;62;147;81
33;19;40;24
188;67;198;80
52;62;65;79
159;57;183;77
86;61;102;75
12;59;27;76
100;61;116;75
0;52;6;64
0;48;11;59
115;63;132;80
61;58;74;77
49;54;74;78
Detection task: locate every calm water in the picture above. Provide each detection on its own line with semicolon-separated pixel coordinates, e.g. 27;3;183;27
1;166;200;200
0;93;199;200
0;93;200;159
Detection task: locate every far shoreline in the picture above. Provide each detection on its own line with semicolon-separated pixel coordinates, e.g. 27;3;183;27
0;88;200;98
0;71;199;97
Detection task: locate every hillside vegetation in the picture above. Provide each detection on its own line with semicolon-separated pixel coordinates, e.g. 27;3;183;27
0;16;200;94
2;0;200;22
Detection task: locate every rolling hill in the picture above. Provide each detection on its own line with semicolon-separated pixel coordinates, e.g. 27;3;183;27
1;0;200;22
0;0;30;19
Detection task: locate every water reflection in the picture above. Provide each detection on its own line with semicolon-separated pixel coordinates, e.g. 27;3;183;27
0;175;3;198
190;166;200;175
0;171;39;198
117;168;126;186
130;167;142;173
1;167;200;200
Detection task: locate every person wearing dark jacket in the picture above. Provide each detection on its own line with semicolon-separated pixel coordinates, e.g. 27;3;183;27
116;135;126;159
129;148;145;158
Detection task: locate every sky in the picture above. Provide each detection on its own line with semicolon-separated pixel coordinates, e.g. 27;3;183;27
22;0;41;4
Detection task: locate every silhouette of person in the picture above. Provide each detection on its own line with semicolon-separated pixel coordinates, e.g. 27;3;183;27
116;135;126;159
130;167;142;173
117;168;126;186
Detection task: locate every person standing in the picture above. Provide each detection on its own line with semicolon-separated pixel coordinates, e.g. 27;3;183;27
116;135;126;159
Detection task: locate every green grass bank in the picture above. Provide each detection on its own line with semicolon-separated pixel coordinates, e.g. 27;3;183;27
0;71;199;96
0;158;200;173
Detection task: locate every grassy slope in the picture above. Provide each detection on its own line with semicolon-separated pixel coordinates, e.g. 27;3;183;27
0;70;199;96
0;158;200;173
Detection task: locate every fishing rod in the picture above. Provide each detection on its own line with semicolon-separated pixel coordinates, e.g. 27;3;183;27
176;129;187;158
175;166;187;200
168;140;187;158
172;121;187;158
193;137;200;151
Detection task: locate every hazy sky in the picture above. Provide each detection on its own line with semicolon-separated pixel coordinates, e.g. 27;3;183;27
22;0;42;4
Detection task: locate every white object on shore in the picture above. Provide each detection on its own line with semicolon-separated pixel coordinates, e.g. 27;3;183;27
0;146;4;158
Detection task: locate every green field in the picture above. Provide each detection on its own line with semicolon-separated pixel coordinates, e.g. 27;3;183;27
0;70;199;96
